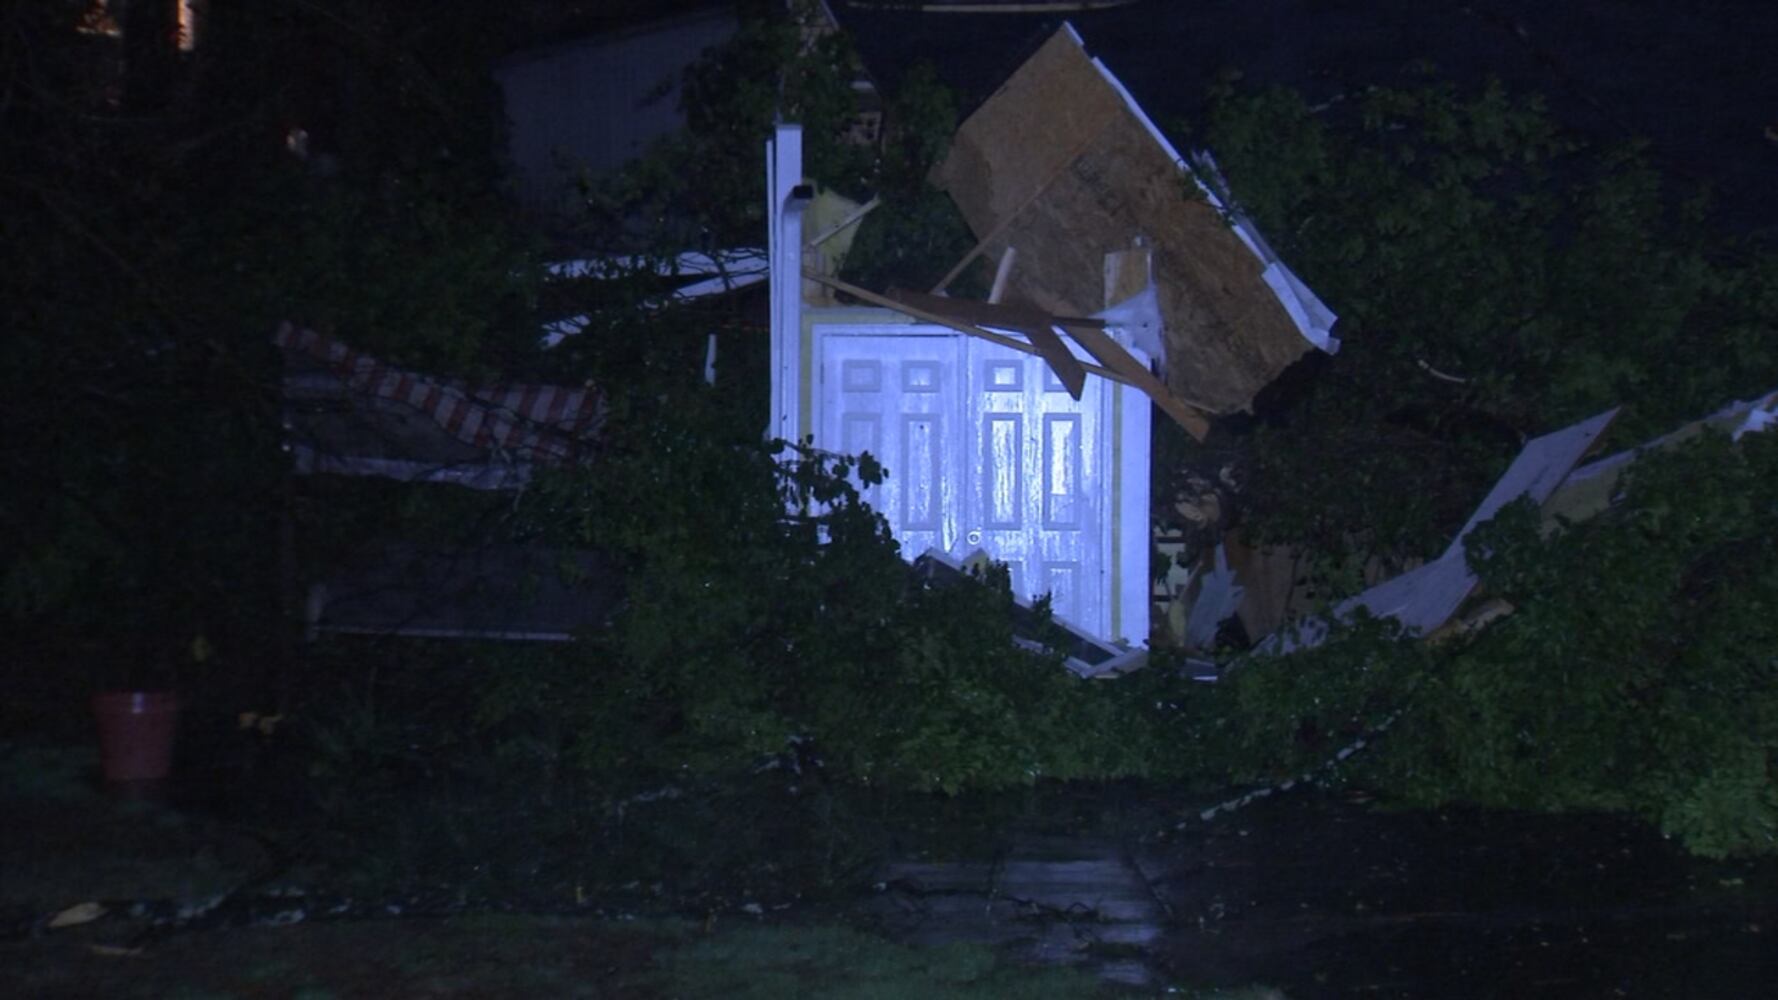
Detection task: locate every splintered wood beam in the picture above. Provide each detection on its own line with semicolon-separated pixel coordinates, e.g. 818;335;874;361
1009;322;1086;399
884;290;1213;435
803;271;1212;438
1061;322;1212;440
885;288;1087;399
814;272;1116;389
809;272;1083;370
988;247;1016;303
885;288;1104;330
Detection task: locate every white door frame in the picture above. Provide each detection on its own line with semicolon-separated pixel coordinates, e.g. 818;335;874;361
808;317;1149;647
770;124;1149;649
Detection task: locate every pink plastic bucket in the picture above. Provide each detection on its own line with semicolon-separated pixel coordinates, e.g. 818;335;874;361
93;692;181;782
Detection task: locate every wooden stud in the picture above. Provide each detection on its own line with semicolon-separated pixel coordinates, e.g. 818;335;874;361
804;271;1212;440
988;246;1017;304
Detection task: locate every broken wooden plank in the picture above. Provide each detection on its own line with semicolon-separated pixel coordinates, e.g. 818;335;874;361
886;288;1089;399
1061;322;1211;440
987;246;1017;304
886;287;1104;330
808;271;1064;360
805;272;1212;440
1011;322;1087;399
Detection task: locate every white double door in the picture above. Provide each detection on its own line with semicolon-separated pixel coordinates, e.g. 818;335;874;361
817;327;1109;634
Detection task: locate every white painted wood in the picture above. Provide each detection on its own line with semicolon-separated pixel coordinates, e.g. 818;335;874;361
964;336;1105;632
813;321;1148;644
818;330;965;557
987;246;1016;304
1112;362;1151;645
767;125;805;444
772;122;1148;647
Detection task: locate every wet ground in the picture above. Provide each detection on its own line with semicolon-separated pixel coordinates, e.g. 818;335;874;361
5;742;1774;998
860;835;1166;987
1144;794;1774;997
842;790;1776;997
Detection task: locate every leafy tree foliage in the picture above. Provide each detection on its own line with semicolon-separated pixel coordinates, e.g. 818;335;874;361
837;62;983;295
1202;77;1778;565
576;3;875;250
503;298;1166;797
1;1;537;689
1179;73;1778;857
1215;431;1778;857
574;4;977;293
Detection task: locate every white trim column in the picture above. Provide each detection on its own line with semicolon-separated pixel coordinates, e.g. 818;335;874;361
767;124;806;444
1114;350;1152;647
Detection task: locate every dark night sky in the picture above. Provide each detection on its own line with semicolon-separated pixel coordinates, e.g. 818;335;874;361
832;0;1778;235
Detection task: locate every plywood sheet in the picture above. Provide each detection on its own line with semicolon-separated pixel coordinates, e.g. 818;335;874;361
1223;535;1312;642
932;26;1314;414
932;28;1125;236
1102;247;1150;308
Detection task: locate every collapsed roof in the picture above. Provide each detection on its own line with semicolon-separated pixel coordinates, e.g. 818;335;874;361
276;325;614;641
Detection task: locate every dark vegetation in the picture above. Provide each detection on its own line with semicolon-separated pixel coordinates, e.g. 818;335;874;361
1;0;1773;932
1197;76;1778;858
1205;76;1778;561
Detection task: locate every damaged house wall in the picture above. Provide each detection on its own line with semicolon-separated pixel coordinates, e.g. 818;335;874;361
768;124;1156;654
769;23;1337;656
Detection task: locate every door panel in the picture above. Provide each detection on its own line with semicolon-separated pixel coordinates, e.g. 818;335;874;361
819;333;963;558
899;412;944;531
968;340;1104;634
1042;413;1082;528
982;414;1022;529
818;328;1107;637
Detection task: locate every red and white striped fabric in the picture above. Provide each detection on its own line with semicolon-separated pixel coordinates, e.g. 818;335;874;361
275;323;602;463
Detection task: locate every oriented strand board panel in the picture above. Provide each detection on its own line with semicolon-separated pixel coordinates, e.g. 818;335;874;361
933;27;1312;414
1102;247;1150;308
933;28;1126;235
